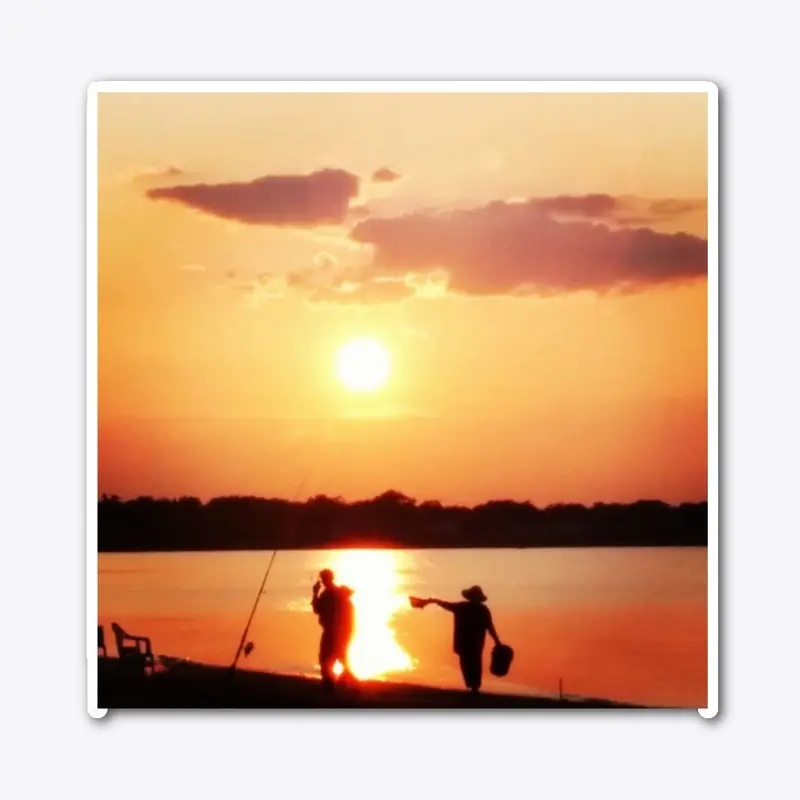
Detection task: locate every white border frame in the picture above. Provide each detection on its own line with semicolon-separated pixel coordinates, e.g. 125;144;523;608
86;80;718;719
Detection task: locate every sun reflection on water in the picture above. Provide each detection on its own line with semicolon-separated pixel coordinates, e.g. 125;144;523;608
322;549;415;680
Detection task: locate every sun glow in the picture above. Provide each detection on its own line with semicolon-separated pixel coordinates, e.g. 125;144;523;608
324;549;414;680
335;337;391;393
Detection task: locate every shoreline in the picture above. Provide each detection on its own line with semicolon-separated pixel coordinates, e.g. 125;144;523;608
97;657;648;710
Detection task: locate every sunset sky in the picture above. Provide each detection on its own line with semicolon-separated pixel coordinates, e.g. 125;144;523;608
97;90;709;506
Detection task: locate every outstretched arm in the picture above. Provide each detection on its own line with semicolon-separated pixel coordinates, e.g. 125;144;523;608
426;598;458;612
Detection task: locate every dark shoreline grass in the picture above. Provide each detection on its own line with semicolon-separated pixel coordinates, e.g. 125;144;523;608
97;657;647;710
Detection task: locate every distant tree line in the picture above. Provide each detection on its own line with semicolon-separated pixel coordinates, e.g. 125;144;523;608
98;491;707;551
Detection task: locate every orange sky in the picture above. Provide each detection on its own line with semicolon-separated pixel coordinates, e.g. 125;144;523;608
97;90;709;506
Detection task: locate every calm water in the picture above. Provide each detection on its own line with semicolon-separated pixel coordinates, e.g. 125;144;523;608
98;546;708;708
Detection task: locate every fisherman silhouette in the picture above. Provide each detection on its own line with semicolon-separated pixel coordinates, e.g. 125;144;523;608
411;585;502;693
311;568;356;690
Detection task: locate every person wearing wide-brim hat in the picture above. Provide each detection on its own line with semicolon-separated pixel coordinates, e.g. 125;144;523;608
409;585;502;693
461;585;488;602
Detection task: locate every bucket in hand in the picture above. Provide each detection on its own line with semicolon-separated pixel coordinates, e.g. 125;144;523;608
490;643;514;677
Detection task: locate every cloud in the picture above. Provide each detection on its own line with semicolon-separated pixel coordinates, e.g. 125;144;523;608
349;196;707;296
403;269;449;298
532;193;618;218
219;271;290;308
484;194;705;236
371;167;402;183
218;264;415;309
180;263;206;272
647;198;707;219
147;168;361;227
203;191;707;308
648;198;705;216
313;252;339;270
614;199;707;228
293;268;445;307
523;194;705;228
308;278;415;306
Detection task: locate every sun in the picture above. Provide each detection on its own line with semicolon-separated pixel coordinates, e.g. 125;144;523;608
335;337;391;393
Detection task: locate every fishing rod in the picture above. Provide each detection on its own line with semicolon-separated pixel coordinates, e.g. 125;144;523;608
229;470;310;675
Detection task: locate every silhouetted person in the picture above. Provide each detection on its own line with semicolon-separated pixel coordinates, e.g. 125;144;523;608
413;585;501;693
311;569;355;690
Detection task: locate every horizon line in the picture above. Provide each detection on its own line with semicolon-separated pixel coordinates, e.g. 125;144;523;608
97;491;708;509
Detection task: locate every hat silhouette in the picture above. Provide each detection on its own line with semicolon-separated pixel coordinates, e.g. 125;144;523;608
461;585;487;602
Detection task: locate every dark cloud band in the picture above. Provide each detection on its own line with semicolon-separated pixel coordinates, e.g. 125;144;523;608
349;198;707;296
147;168;360;226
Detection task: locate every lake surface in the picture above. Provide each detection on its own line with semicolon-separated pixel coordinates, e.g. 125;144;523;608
98;546;708;708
